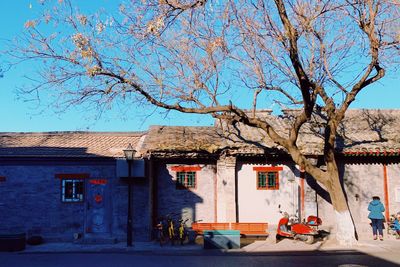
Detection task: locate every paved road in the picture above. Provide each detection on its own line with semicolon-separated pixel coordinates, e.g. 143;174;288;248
0;251;398;267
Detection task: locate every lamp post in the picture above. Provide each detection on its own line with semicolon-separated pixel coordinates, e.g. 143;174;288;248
123;143;136;247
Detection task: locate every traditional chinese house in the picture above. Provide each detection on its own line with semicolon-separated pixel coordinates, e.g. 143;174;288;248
0;109;399;242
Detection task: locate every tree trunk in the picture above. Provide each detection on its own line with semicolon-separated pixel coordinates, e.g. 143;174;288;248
326;170;357;246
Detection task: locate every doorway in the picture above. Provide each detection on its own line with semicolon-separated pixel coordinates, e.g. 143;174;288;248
85;179;111;235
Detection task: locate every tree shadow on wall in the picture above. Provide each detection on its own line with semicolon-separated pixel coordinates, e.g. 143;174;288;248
301;164;357;208
154;161;205;238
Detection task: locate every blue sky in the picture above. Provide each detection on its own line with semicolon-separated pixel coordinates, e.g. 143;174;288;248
0;1;398;132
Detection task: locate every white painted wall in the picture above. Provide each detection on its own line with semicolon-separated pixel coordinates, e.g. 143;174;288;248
344;164;378;225
216;157;236;222
302;177;318;221
157;164;216;224
155;159;400;235
386;164;400;216
317;162;387;236
237;162;298;225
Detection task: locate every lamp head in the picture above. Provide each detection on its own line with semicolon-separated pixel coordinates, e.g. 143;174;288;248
123;143;136;161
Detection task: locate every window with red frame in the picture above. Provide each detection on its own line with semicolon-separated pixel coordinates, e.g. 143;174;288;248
176;171;196;189
257;171;279;190
171;166;201;189
253;167;282;190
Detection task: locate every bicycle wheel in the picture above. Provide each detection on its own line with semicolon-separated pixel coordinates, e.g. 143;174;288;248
168;226;175;245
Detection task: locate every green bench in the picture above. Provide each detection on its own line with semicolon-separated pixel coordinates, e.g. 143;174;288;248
203;230;240;249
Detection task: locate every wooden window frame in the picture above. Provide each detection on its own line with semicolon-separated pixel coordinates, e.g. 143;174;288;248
256;171;279;190
171;166;201;190
176;171;197;189
61;179;85;203
56;174;89;203
253;167;283;190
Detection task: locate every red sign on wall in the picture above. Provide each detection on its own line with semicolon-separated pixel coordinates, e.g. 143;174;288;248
94;194;103;203
0;176;5;182
89;179;107;185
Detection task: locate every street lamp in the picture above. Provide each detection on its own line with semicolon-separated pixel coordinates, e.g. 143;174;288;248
123;143;136;247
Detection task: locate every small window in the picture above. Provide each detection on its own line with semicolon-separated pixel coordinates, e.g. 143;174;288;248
176;171;196;189
257;171;279;190
61;179;84;202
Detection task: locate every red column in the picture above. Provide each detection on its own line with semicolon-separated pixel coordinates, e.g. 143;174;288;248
383;164;390;220
214;169;218;222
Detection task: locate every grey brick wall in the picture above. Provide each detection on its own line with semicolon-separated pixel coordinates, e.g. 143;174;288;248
0;160;151;242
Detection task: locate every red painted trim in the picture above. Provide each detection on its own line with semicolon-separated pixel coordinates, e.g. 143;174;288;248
253;166;283;172
254;166;283;190
383;164;390;220
171;166;202;172
175;171;198;190
56;173;90;179
0;176;5;182
255;171;280;190
342;148;400;156
214;170;217;222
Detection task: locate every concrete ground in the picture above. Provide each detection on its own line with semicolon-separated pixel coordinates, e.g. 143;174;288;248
20;240;203;253
243;237;400;264
2;249;398;267
15;235;400;264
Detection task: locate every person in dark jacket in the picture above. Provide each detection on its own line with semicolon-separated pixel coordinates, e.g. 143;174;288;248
368;196;385;240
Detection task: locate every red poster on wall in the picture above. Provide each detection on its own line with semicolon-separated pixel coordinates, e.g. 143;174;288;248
89;179;107;185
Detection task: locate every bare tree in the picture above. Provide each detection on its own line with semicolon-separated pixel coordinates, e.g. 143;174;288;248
8;0;400;245
0;56;9;78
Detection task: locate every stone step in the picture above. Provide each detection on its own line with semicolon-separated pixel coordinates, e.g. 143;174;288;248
75;237;118;244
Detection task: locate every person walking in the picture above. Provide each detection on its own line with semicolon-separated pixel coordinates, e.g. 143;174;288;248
368;196;385;241
393;213;400;239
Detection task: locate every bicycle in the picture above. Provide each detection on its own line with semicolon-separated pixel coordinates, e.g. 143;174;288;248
155;213;179;246
167;215;176;245
178;219;189;245
155;217;167;246
156;213;191;246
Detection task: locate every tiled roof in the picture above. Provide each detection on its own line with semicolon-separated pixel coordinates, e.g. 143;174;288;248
140;126;225;157
334;109;400;153
0;132;145;158
142;109;400;156
1;109;399;158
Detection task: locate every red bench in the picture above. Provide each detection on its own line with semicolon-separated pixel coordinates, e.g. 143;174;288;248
191;222;268;237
